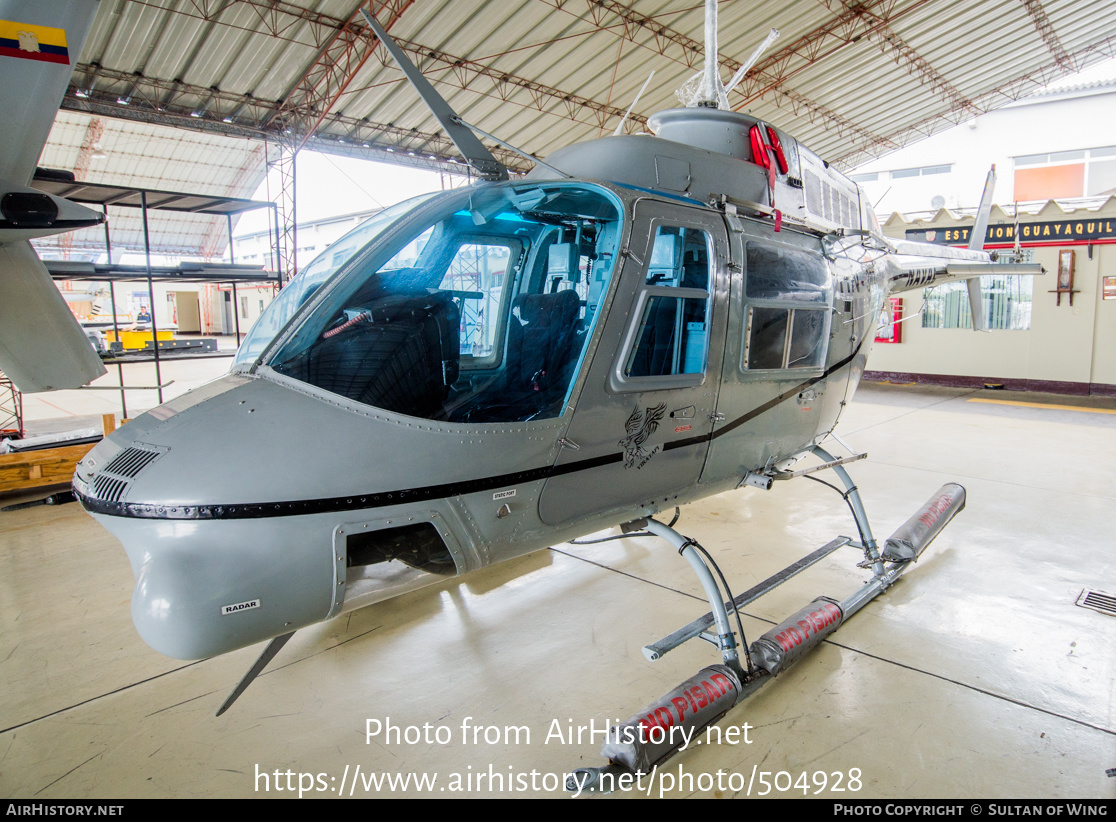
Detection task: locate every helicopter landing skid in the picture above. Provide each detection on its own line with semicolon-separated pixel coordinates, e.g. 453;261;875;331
567;474;966;794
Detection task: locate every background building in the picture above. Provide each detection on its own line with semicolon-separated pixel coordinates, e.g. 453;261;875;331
854;68;1116;394
851;75;1116;216
868;199;1115;394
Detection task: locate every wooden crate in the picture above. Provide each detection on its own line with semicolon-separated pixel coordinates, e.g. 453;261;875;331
0;442;98;493
0;415;117;493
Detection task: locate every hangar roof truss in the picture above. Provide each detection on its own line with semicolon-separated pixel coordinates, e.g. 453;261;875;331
46;0;1116;226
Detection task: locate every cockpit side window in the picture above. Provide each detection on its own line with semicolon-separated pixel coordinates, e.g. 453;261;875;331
264;184;621;424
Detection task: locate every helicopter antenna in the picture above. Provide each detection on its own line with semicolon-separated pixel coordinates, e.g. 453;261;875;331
358;8;508;181
698;0;720;106
613;70;655;136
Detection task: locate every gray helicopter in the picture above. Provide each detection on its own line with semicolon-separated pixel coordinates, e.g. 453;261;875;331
66;2;1041;781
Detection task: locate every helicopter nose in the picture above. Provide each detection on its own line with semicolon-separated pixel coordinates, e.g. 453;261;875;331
115;514;339;660
75;372;469;660
73;376;346;660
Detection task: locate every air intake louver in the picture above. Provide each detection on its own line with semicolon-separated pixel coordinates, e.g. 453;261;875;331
91;475;129;502
804;170;858;229
102;446;162;478
88;445;164;503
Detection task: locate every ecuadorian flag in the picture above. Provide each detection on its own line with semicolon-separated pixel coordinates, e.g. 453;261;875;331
0;19;70;65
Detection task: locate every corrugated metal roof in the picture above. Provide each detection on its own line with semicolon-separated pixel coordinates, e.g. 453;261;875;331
37;110;267;257
43;0;1116;254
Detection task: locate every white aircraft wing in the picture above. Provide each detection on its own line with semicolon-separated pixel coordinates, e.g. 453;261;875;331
0;0;106;392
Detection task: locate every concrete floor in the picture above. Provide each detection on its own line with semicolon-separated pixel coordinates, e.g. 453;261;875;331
1;379;1114;799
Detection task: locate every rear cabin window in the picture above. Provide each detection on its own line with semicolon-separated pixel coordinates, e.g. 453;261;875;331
743;242;831;372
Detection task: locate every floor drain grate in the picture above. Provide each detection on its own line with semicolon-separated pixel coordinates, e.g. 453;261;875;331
1076;589;1116;617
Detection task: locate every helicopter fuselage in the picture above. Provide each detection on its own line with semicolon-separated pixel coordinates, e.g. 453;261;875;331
73;123;887;660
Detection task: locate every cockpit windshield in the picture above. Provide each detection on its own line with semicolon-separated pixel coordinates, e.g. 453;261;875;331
260;183;622;424
233;194;435;368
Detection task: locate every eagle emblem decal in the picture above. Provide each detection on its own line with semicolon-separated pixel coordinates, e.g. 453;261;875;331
619;402;667;469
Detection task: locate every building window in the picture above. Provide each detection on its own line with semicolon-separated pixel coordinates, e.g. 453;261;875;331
1013;146;1116;199
921;276;1032;330
890;164;951;179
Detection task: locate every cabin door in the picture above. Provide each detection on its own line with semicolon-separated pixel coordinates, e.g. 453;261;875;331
538;199;730;527
702;232;837;482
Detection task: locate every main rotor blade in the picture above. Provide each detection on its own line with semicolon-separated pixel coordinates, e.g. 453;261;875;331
358;8;507;181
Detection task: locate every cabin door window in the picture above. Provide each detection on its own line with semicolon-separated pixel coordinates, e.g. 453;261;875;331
539;202;729;527
617;224;713;387
744;306;828;370
741;241;832;373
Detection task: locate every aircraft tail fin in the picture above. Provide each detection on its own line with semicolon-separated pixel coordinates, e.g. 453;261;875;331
0;1;100;186
882;164;1043;327
963;165;998;330
965;277;986;332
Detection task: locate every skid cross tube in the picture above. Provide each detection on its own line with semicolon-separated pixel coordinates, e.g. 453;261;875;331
643;519;742;674
643;535;850;661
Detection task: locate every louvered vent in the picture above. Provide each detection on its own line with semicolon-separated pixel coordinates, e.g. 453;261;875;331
102;446;161;479
88;445;164;503
805;171;823;217
92;475;129;502
804;170;858;229
1076;589;1116;618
